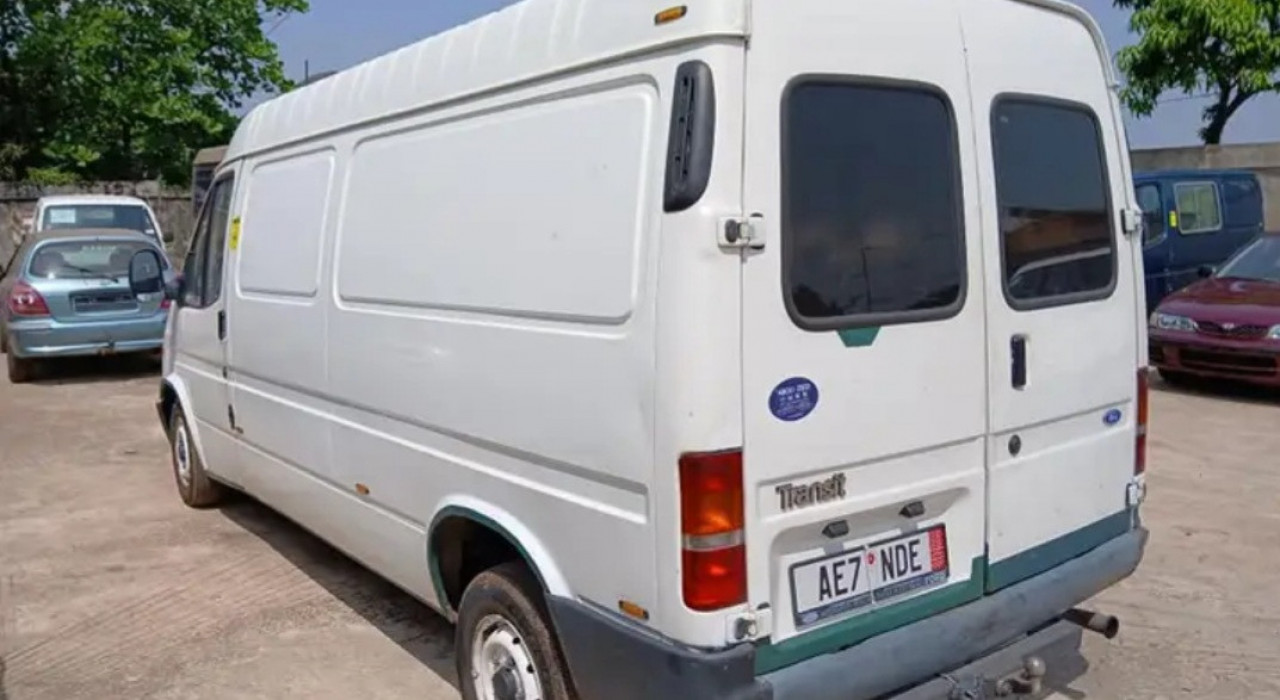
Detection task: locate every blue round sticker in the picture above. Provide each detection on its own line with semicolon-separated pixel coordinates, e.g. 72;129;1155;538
770;377;819;422
1104;409;1122;426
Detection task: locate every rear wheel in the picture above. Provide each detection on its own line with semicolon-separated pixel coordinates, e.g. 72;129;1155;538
457;562;575;700
7;352;38;384
169;408;225;508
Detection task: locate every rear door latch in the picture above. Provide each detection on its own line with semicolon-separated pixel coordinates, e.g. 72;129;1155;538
720;214;766;250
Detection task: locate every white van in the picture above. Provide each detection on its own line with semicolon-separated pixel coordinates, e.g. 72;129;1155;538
125;0;1150;698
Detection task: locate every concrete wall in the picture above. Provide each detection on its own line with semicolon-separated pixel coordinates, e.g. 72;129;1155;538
1;182;195;266
1130;142;1280;231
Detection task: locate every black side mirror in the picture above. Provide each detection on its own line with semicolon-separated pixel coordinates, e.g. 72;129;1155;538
1197;265;1216;279
129;249;167;296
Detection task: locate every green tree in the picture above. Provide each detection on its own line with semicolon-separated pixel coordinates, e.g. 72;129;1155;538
1115;0;1280;144
2;0;306;184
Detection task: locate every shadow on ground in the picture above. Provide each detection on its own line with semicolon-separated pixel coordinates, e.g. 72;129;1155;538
218;496;459;689
22;354;160;387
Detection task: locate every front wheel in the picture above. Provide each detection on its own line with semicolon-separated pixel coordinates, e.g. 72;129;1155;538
457;562;576;700
169;408;225;508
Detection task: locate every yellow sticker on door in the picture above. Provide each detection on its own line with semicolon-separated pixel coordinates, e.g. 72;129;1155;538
229;217;242;251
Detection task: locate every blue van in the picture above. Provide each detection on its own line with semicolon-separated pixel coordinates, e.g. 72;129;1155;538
1136;169;1266;311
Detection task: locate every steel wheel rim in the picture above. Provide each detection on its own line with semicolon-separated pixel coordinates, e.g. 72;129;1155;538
173;420;192;489
470;614;542;700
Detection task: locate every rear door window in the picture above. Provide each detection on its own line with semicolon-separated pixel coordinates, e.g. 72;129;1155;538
991;98;1115;307
782;80;966;329
1174;182;1222;234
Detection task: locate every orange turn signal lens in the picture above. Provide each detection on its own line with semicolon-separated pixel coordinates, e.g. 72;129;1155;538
654;6;688;26
679;450;744;538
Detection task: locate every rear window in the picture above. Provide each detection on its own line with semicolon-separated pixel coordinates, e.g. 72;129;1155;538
1222;177;1261;229
1174;182;1222;234
992;98;1115;307
783;80;966;329
42;205;158;237
27;240;159;280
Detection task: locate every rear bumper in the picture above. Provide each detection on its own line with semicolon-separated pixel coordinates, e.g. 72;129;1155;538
548;525;1148;700
6;314;166;359
1150;332;1280;385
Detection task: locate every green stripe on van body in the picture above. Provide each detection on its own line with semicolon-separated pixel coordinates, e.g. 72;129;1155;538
754;557;985;675
985;509;1134;593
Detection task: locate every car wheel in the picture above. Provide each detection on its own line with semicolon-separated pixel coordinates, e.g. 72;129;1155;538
169;407;225;508
7;352;38;384
457;562;576;700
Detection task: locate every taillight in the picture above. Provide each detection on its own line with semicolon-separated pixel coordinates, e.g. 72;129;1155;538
1135;368;1149;475
7;281;50;317
680;449;746;611
160;298;172;311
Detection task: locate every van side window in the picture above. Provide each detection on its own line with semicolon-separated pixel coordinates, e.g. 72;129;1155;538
181;175;235;309
1136;183;1164;244
203;176;236;304
782;80;965;328
182;198;213;307
1173;182;1222;234
991;98;1115;307
1222;177;1261;229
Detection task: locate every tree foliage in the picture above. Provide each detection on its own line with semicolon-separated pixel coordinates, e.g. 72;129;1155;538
0;0;306;184
1115;0;1280;144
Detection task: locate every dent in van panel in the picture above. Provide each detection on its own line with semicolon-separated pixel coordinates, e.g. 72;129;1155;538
238;149;334;298
335;82;655;324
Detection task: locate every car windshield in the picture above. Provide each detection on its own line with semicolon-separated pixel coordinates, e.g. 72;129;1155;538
1217;236;1280;283
27;240;158;280
41;204;158;237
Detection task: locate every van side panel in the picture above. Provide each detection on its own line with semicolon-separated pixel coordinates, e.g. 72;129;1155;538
317;60;674;618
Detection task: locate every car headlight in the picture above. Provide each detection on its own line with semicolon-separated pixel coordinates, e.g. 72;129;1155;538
1268;325;1280;340
1149;312;1197;332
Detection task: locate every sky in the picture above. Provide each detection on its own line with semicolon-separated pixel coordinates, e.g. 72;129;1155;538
263;0;1280;150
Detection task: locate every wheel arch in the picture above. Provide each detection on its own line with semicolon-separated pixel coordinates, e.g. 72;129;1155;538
427;497;571;619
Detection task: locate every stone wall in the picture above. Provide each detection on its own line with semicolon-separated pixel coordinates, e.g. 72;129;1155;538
1;182;195;266
1130;142;1280;231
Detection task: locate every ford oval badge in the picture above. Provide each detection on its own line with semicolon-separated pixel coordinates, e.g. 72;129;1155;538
1104;409;1122;426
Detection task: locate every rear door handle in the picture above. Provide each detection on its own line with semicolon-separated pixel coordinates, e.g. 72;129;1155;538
1011;334;1028;389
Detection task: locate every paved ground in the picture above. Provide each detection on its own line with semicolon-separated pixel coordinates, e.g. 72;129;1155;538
1;358;1279;699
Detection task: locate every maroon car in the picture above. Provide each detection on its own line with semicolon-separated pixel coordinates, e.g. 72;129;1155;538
1149;232;1280;386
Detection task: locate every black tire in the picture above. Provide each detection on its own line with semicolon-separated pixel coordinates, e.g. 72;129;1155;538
1158;368;1193;386
7;352;37;384
457;562;576;700
169;407;225;508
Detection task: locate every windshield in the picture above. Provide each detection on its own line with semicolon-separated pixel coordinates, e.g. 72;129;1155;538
41;204;158;237
1217;237;1280;283
26;240;160;280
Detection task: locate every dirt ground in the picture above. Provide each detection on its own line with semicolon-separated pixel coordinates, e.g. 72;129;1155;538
2;358;1279;700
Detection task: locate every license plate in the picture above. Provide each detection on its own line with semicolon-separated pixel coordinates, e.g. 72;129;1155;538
790;526;949;628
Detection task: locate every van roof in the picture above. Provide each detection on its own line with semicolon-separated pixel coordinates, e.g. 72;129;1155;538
1133;168;1257;181
225;0;752;162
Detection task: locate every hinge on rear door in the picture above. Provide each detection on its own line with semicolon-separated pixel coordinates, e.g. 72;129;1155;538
719;214;766;250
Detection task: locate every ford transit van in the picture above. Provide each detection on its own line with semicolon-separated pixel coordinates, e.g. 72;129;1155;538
126;1;1150;698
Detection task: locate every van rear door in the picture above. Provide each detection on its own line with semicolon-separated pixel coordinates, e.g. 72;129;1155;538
739;0;990;662
958;0;1142;592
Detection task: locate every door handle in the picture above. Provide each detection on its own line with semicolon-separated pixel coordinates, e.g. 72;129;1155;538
217;310;226;340
1011;334;1028;389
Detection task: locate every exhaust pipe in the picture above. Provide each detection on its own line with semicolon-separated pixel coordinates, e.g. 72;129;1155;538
1063;607;1120;639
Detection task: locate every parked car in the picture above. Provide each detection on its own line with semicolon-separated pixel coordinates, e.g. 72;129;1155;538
124;1;1150;699
31;194;170;248
1149;231;1280;386
0;229;170;383
1136;168;1266;312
